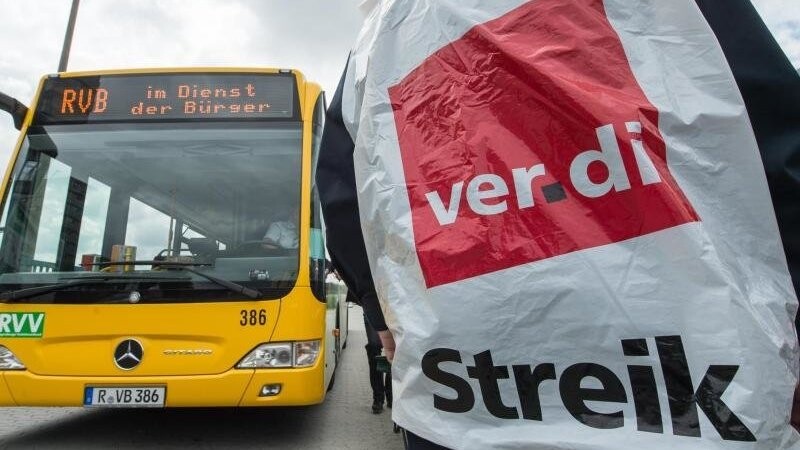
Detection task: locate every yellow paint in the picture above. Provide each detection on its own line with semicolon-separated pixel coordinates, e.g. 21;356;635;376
0;68;348;407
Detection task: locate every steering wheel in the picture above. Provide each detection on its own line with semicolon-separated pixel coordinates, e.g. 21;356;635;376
233;240;290;256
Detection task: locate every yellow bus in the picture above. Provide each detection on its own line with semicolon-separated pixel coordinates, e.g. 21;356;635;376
0;68;349;407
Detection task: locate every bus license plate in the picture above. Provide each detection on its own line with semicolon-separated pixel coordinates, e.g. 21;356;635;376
84;386;165;407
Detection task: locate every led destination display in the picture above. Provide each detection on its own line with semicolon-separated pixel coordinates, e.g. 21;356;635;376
36;73;297;123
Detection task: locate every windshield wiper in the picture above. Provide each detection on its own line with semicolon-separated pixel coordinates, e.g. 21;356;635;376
0;278;106;301
0;263;262;302
162;265;262;299
97;260;262;299
0;274;178;302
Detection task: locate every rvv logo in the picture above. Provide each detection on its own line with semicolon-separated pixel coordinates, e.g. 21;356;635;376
0;312;46;337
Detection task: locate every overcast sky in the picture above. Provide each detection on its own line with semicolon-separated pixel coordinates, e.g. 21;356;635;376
0;0;798;174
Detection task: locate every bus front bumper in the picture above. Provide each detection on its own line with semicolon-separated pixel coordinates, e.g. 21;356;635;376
0;367;325;407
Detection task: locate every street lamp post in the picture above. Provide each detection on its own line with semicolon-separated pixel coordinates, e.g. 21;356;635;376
58;0;81;72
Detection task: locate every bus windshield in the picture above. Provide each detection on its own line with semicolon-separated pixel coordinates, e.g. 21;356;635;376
0;121;302;303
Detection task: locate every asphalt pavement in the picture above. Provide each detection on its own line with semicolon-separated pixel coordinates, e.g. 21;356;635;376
0;305;404;450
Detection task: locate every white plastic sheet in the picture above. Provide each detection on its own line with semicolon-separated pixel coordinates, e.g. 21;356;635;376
343;1;799;447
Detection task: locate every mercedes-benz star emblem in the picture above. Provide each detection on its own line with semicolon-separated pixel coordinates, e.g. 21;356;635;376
114;339;144;370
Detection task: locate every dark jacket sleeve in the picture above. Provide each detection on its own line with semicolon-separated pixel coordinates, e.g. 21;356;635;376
696;0;800;301
316;60;388;331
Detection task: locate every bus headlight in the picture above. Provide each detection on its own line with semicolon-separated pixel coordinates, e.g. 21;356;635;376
293;341;320;367
0;345;25;370
236;340;320;369
237;343;293;368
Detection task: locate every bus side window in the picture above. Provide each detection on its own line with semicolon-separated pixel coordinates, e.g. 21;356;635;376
309;94;327;301
310;187;325;302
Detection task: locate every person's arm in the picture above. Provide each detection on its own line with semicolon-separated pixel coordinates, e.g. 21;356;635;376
317;58;389;337
694;0;800;430
261;222;281;249
695;0;800;298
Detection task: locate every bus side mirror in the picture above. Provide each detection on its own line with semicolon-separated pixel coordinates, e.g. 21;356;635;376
0;92;28;130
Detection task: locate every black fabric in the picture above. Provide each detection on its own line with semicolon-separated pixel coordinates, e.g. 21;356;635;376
695;0;800;303
344;289;359;306
317;57;387;331
365;313;392;404
402;430;451;450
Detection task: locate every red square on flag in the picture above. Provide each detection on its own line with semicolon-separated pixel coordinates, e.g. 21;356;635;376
389;0;699;287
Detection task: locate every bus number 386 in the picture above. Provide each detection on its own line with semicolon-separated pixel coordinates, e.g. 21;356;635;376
240;309;267;326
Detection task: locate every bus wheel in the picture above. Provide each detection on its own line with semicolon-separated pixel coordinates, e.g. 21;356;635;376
327;309;342;392
335;309;342;364
327;368;337;392
341;302;348;349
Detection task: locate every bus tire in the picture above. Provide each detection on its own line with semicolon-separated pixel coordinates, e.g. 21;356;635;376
327;369;337;392
327;309;342;392
336;303;350;350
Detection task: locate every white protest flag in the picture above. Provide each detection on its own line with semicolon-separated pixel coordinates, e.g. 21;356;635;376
338;0;799;448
